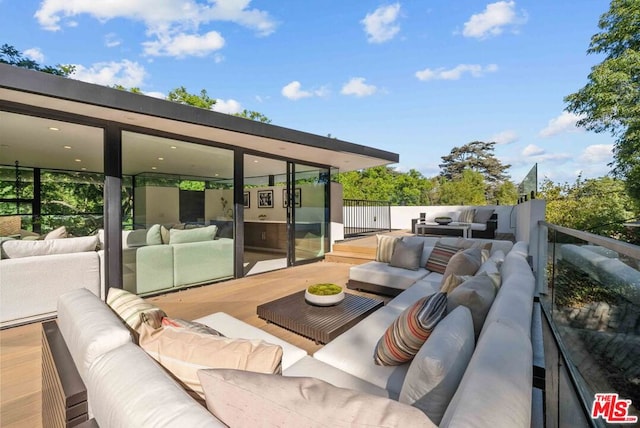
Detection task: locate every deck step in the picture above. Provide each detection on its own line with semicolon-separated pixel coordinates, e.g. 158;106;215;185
331;243;376;257
324;251;373;265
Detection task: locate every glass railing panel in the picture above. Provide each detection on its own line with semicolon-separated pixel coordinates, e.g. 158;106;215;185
542;226;639;425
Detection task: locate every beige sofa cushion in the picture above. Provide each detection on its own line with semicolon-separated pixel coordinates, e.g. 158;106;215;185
399;306;475;425
197;369;436;428
140;325;283;402
1;235;98;258
169;225;218;244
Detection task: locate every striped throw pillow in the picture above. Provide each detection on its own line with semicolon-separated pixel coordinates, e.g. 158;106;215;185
374;292;447;366
376;235;400;263
458;208;476;223
161;317;225;337
425;242;461;274
106;288;166;332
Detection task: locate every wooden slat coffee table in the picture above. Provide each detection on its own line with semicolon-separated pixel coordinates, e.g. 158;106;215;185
257;291;384;344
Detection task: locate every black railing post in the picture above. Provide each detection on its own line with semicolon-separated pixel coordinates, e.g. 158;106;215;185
342;199;391;238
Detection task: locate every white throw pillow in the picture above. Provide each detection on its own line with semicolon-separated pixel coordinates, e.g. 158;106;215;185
1;235;98;259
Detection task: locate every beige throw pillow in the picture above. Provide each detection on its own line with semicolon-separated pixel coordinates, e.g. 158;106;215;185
375;234;400;263
197;369;437;428
140;325;283;403
389;239;423;270
44;225;68;240
106;288;166;334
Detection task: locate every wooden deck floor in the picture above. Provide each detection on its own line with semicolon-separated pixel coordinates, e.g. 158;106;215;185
1;261;388;428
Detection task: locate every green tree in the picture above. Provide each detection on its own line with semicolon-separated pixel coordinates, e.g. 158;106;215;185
435;169;487;206
564;0;640;200
1;43;74;76
333;166;433;205
113;84;142;94
235;109;272;124
439;141;511;202
166;86;217;109
494;180;519;205
539;175;638;239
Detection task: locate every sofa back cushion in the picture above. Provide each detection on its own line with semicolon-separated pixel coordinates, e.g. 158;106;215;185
169;225;218;244
399;306;475;425
87;342;223;427
57;288;132;382
473;207;495;224
1;235;98;259
197;369;436;428
440;320;532;428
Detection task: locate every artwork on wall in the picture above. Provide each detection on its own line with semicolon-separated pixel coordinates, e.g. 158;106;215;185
283;188;302;208
257;189;273;208
243;191;250;208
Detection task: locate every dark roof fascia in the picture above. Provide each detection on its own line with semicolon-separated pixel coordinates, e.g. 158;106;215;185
0;64;399;164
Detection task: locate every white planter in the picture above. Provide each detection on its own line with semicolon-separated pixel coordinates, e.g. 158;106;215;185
304;289;345;306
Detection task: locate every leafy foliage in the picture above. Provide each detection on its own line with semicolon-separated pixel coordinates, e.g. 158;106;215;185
435;169;487;206
539;175;639;240
0;43;75;76
564;0;640;201
166;86;217;109
439;141;511;203
235;109;272;123
333;166;433;205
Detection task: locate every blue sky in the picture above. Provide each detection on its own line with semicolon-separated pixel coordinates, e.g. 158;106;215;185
1;0;616;186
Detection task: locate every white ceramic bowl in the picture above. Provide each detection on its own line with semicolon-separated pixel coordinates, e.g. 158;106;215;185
304;289;345;306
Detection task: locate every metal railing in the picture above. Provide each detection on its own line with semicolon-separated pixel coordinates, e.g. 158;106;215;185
538;221;640;426
343;199;391;238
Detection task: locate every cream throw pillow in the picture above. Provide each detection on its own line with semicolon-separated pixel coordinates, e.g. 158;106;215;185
197;369;436;428
375;234;399;263
106;288;166;334
140;325;283;403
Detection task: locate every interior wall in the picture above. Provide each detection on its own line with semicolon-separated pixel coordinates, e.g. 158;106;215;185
133;186;180;227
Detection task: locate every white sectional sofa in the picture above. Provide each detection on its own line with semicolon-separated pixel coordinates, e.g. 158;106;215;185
44;235;539;427
0;235;103;328
348;236;514;296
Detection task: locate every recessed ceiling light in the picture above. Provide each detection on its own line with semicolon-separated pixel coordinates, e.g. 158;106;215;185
214;173;219;177
74;159;81;162
64;145;72;149
170;146;177;149
158;157;164;161
254;160;259;163
151;166;157;170
81;167;87;171
49;127;59;131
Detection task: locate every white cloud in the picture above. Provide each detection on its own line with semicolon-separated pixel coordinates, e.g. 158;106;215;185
23;48;45;63
522;144;544;157
415;64;498;81
490;130;518;145
341;77;377;97
362;3;401;43
580;144;613;163
105;33;121;48
142;31;224;57
70;60;146;88
520;144;571;163
281;81;328;100
212;98;243;114
35;0;276;58
143;91;166;99
539;112;585;137
462;1;527;39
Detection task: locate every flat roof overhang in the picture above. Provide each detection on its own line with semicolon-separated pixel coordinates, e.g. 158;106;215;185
0;63;398;172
